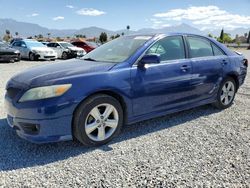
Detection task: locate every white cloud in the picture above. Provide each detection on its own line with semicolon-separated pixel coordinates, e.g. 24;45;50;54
66;5;74;9
27;13;39;17
152;6;250;30
76;8;106;16
52;16;64;21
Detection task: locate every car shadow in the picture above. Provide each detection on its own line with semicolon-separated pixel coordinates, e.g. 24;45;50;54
0;104;220;171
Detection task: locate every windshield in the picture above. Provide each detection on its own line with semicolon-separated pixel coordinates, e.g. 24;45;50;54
0;42;9;48
83;36;152;63
25;41;46;47
60;42;74;48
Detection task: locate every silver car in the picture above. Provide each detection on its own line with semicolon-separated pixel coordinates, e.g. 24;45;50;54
11;39;57;61
47;42;86;59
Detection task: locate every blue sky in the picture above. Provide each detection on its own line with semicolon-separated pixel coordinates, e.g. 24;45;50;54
0;0;250;31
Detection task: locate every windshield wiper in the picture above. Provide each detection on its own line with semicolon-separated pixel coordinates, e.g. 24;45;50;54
83;57;97;62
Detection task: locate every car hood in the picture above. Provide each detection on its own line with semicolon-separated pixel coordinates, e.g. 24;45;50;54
0;47;19;54
30;47;54;52
9;59;116;88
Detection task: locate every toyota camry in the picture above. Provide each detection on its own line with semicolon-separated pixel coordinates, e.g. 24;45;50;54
5;33;248;146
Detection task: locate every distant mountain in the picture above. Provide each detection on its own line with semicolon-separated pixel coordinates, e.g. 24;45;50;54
135;23;202;35
75;26;116;37
0;18;249;39
0;18;51;37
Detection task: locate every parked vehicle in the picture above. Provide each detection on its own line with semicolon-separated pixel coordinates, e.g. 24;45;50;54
10;38;23;45
11;39;57;61
0;41;20;63
42;42;49;46
5;33;248;146
47;42;86;59
71;41;98;53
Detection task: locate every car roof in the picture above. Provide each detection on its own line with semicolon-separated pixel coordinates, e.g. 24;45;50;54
126;33;209;38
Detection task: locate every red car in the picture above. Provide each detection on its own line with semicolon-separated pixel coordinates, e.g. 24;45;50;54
71;41;98;53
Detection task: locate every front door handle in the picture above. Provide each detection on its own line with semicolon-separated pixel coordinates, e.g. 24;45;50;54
221;59;228;65
180;65;191;72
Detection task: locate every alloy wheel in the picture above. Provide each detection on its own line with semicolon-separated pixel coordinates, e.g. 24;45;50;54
220;81;235;106
85;103;119;142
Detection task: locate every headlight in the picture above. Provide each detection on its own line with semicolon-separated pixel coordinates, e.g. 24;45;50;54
19;84;72;102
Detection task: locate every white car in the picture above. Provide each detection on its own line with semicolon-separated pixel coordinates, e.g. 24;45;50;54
11;39;57;61
47;42;86;59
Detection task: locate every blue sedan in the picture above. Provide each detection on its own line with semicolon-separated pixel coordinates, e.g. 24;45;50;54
5;33;248;146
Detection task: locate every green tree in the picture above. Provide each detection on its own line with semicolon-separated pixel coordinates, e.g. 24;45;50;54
38;34;43;39
247;31;250;43
99;32;107;43
126;25;130;35
115;34;120;38
56;37;62;41
219;28;224;42
236;41;241;47
110;35;115;40
75;34;86;38
208;33;213;38
223;33;233;43
47;33;51;38
15;32;19;37
121;32;125;36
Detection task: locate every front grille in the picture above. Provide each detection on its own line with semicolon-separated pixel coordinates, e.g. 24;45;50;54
7;87;22;99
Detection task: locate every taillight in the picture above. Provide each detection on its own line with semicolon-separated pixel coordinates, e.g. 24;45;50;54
243;59;248;67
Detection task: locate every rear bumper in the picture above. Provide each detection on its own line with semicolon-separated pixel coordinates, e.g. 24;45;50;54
5;95;77;143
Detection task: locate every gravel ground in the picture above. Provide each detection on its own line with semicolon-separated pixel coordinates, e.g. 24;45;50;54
0;52;249;187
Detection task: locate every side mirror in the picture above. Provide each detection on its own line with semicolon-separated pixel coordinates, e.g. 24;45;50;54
138;54;160;67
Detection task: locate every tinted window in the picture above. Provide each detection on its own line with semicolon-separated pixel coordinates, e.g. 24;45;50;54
47;43;54;47
146;36;185;61
21;41;26;47
13;41;21;47
187;37;213;58
211;43;224;56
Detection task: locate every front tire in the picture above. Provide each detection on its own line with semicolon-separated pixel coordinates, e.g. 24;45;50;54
29;53;35;61
213;77;236;109
62;52;68;60
73;94;123;146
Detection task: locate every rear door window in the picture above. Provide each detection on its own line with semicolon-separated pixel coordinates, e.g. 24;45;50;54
187;37;213;58
211;43;225;56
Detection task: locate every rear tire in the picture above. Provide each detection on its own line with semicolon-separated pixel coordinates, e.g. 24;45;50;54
213;77;236;109
73;94;123;146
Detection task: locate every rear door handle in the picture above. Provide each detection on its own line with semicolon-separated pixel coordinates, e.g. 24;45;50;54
180;65;191;72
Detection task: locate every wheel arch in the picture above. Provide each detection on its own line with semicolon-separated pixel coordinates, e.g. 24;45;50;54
71;89;128;137
225;73;239;91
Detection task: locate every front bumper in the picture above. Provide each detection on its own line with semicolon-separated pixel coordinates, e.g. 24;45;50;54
0;54;20;62
5;95;76;143
35;52;57;60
